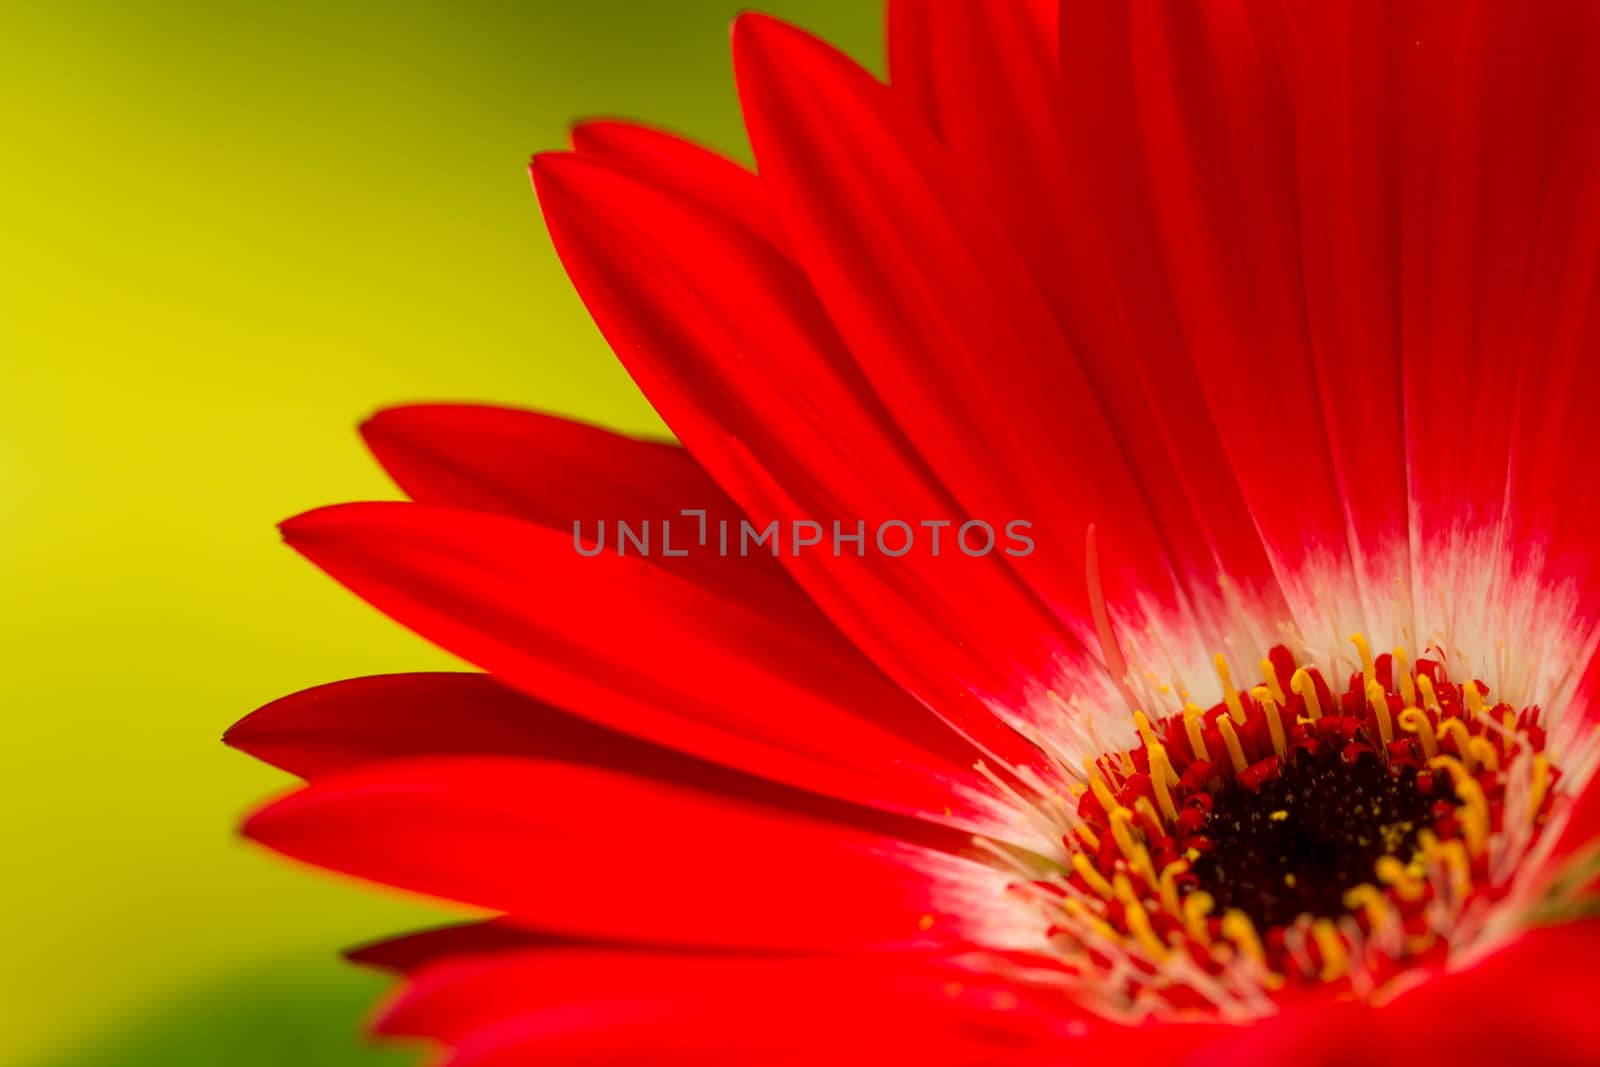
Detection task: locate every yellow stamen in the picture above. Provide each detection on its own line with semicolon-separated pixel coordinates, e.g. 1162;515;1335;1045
1133;795;1165;835
1182;891;1214;945
1530;753;1550;825
1467;735;1500;773
1061;897;1119;944
1312;919;1349;982
1109;807;1158;883
1183;702;1211;761
1071;852;1115;899
1158;860;1187;917
1221;909;1266;965
1375;855;1426;901
1417;673;1441;712
1342;883;1391;932
1398;707;1439;759
1437;719;1475;771
1393;646;1416;708
1217;715;1248;774
1259;658;1286;704
1463;680;1488;719
1114;874;1168;960
1133;709;1159;751
1082;756;1118;814
1253;686;1287;758
1215;654;1247;726
1437;837;1472;902
1075;823;1100;851
1428;755;1489;856
1148;742;1179;822
1350;633;1377;690
1290;668;1323;720
1365;679;1394;746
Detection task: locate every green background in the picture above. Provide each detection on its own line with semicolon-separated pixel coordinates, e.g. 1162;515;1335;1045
1;3;877;1063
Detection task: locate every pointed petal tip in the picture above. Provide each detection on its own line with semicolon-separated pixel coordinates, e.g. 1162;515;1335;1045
277;501;392;548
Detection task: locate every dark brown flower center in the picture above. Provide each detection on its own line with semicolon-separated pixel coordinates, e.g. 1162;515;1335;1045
1189;747;1442;930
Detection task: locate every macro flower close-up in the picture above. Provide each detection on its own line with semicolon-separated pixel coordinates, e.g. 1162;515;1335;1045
215;1;1600;1064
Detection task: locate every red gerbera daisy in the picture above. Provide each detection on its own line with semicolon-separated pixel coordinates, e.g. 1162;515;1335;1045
228;3;1600;1064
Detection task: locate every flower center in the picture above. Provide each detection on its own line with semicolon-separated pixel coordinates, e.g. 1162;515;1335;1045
1189;744;1438;931
997;636;1562;1020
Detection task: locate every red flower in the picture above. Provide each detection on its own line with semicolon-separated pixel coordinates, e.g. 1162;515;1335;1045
229;3;1600;1064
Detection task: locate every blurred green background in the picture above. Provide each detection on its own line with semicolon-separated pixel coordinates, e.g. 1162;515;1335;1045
0;3;877;1063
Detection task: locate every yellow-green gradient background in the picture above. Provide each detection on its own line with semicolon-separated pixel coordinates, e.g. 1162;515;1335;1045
1;3;877;1063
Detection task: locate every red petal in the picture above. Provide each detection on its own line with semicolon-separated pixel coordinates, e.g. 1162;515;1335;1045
568;120;785;252
226;671;970;838
893;0;1291;661
1058;2;1384;648
531;145;1073;770
226;673;597;781
346;920;557;975
376;950;988;1043
243;756;968;950
279;503;986;827
360;404;793;605
733;13;1191;638
1187;920;1600;1067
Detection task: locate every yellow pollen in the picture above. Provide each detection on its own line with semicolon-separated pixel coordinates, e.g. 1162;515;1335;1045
1082;756;1118;814
1464;680;1488;719
1217;715;1248;774
1502;706;1518;740
1133;795;1165;835
1375;856;1426;901
1342;883;1391;931
1071;852;1115;899
1530;753;1551;826
1417;673;1441;712
1215;654;1247;725
1182;702;1211;761
1221;909;1267;965
1436;837;1472;902
1393;646;1416;707
1133;709;1159;751
1259;658;1286;703
1253;686;1288;757
1158;860;1187;916
1398;707;1439;759
1062;897;1119;944
1350;633;1377;689
1312;919;1349;982
1148;742;1179;822
1428;756;1489;856
1290;668;1323;720
1182;891;1215;945
1405;932;1438;955
1437;719;1476;771
1365;679;1394;746
1467;736;1500;773
1114;874;1168;960
1109;807;1157;883
1269;809;1289;821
